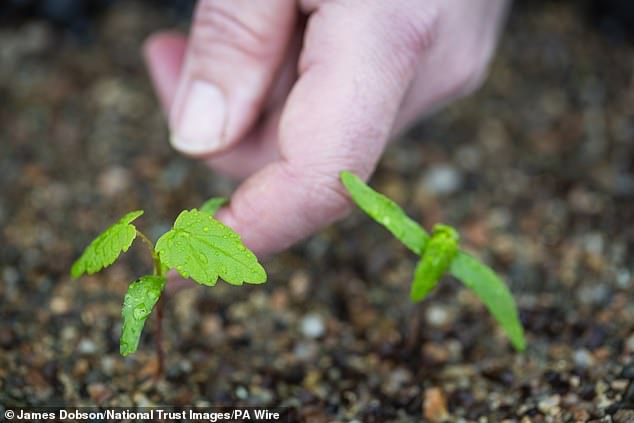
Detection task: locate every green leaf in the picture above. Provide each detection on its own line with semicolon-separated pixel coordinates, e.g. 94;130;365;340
71;210;144;279
410;225;459;302
340;171;429;255
200;197;229;216
120;275;165;356
449;251;526;351
156;209;266;286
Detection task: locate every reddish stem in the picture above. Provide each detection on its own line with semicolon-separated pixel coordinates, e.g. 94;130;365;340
155;295;165;380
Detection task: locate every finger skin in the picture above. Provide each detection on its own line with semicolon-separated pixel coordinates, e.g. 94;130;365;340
169;0;296;156
144;0;509;257
215;1;439;256
144;32;187;113
144;31;282;178
394;0;511;134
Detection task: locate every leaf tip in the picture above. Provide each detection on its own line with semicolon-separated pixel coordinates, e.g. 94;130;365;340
121;209;145;225
70;263;82;279
511;333;527;352
200;197;229;216
409;290;421;303
339;170;356;187
409;289;429;304
249;267;268;285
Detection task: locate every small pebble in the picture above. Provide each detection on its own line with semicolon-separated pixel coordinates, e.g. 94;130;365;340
293;341;318;361
425;304;453;328
101;357;116;376
616;269;631;288
200;315;224;337
290;270;311;301
423;387;449;423
300;314;325;338
611;379;629;392
87;383;111;403
383;367;412;396
573;348;595;368
97;166;131;197
133;392;154;407
235;386;248;400
50;296;69;314
77;338;97;354
577;284;609;305
538;395;560;415
573;409;590;421
422;164;463;195
615;410;634;423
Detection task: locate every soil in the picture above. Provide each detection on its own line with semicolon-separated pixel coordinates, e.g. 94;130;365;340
1;1;634;422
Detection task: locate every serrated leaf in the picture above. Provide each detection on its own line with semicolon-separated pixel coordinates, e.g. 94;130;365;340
120;275;165;356
449;251;526;351
71;210;144;279
340;171;429;255
410;225;459;302
200;197;229;216
156;209;266;286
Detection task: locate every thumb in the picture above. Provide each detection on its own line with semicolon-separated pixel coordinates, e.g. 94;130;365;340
170;0;295;156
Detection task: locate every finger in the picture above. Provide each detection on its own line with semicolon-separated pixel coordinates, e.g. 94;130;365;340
203;108;282;178
144;38;283;179
394;0;510;133
215;0;440;256
143;31;188;113
169;0;296;157
204;30;302;178
144;32;281;178
144;31;281;178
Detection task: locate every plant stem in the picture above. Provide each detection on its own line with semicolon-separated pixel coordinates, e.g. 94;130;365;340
136;229;166;380
136;230;161;276
155;295;165;380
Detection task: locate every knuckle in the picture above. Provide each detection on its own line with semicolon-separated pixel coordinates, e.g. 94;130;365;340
389;6;439;56
371;3;440;80
191;1;274;61
382;5;439;59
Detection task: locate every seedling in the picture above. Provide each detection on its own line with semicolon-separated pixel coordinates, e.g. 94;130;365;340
71;198;266;375
340;171;526;351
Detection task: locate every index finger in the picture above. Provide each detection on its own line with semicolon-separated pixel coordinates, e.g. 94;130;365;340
215;1;437;256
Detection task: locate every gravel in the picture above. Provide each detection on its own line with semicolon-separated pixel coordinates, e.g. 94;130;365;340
1;1;634;421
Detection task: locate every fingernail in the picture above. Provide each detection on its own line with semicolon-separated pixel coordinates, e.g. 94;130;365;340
171;80;225;155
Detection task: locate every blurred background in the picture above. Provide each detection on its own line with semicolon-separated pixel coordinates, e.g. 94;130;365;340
1;1;633;421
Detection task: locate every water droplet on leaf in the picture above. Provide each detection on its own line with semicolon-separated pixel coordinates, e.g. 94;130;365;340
133;304;148;320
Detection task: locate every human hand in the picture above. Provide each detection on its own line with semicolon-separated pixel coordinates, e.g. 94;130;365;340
144;0;510;257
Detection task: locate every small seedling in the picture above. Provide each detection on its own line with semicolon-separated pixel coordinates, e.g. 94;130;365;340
340;171;526;351
71;198;266;375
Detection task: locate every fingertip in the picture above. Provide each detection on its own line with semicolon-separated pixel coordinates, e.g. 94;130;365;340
143;31;187;59
143;31;188;113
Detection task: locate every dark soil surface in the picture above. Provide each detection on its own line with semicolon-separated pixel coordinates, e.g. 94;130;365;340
1;2;634;422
